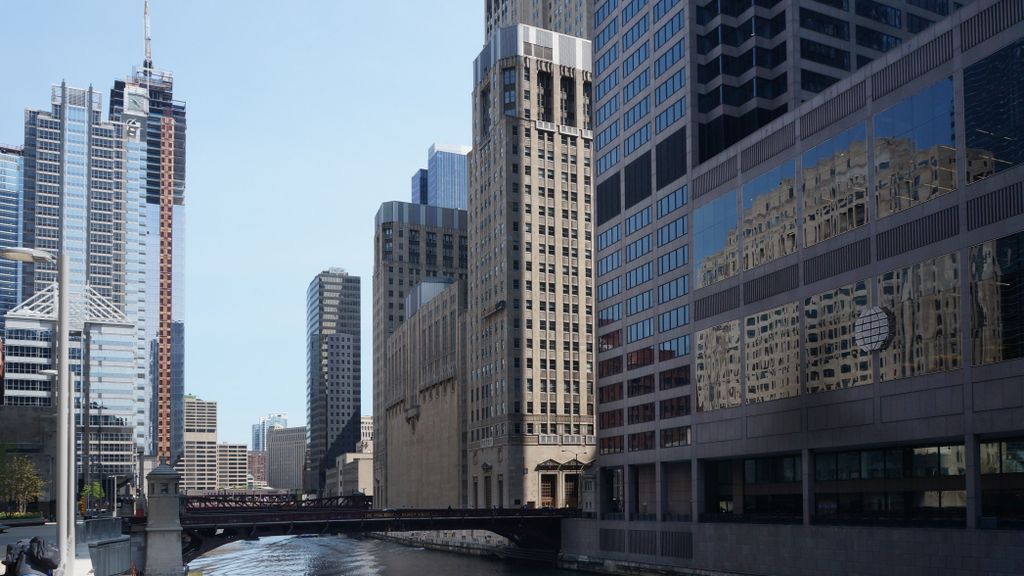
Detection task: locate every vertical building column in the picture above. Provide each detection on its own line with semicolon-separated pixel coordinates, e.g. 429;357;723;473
656;461;664;522
965;433;981;529
802;447;813;525
731;460;745;515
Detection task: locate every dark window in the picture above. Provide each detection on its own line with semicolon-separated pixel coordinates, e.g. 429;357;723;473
855;0;902;28
800;38;850;71
906;13;934;33
801;69;840;93
800;8;850;40
623;151;652;210
596;172;622;226
964;37;1024;182
810;0;848;9
908;0;948;16
655;126;687;189
856;25;902;52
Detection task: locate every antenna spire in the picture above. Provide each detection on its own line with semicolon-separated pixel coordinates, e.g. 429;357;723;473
144;0;153;69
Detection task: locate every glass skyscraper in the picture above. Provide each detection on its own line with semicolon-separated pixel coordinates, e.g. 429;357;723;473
0;145;23;332
110;42;188;462
411;168;428;205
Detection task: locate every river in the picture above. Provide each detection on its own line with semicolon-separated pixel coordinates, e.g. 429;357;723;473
186;534;581;576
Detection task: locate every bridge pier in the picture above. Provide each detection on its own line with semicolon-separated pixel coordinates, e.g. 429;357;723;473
144;463;184;575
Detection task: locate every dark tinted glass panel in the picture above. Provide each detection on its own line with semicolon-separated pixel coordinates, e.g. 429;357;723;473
970;231;1024;365
597;172;622;226
655;126;687;189
964;37;1024;182
856;25;902;52
800;38;850;71
801;69;840;93
624;151;653;210
800;8;849;39
855;0;902;27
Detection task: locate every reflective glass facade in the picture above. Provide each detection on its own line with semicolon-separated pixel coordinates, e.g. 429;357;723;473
427;144;470;210
0;147;23;332
586;4;1024;565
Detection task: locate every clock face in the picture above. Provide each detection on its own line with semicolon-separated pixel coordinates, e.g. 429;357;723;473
126;92;148;115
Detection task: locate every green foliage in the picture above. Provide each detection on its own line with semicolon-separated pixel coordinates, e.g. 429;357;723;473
0;446;46;514
80;481;105;501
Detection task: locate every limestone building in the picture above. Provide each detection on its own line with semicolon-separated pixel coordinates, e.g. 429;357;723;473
181;396;217;492
467;23;596;508
372;201;467;505
381;281;468;508
215;443;247;490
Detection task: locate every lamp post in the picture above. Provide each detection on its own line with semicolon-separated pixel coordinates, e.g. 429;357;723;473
1;248;71;575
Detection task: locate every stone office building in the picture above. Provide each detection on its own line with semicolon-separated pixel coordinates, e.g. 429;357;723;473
563;1;1024;574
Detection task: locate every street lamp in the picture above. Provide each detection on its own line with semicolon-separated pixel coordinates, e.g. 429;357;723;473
2;248;72;575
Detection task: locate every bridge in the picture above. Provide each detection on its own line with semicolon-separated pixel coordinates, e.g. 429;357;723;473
172;493;575;562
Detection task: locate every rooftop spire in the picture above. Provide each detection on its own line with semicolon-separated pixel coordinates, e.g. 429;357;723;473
143;0;153;69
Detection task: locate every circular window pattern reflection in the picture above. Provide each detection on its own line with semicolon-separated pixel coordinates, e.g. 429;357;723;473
854;306;893;352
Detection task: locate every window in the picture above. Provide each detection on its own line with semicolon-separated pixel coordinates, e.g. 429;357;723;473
654;40;685;77
658;245;688;275
658;304;689;332
805;280;872;393
628;402;656;424
598;381;624;403
626;318;654;342
598;224;622;251
596;70;620;102
598;251;622;276
628;374;655;397
625;290;653;315
964;37;1024;182
696;321;740;411
661;426;691;448
656;185;687;218
745;302;800;403
970;231;1024;365
800;38;850;71
622;70;649;103
596;94;620;126
622;96;650;130
659;365;690;390
622;13;650;50
594;18;619;53
629;431;655;451
623;124;651;156
658;274;688;304
856;26;901;52
625;207;651;235
878;252;961;381
625;235;652;262
655;69;686;105
654;9;684;49
802;123;868;246
742;160;796;269
693;190;738;289
658;335;690;360
600;329;623;352
596;44;620;77
874;78;956;217
655;97;686;133
625;262;653;289
799;8;849;40
855;0;901;28
656;215;687;246
622;42;650;78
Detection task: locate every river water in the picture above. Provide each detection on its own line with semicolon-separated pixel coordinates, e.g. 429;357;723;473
186;535;581;576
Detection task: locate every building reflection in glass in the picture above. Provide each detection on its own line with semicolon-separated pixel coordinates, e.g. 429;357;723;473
874;78;957;218
964;36;1024;182
694;190;739;289
802;123;868;247
696;320;741;411
745;301;801;403
742;160;797;270
805;280;873;393
878;251;961;381
970;230;1024;365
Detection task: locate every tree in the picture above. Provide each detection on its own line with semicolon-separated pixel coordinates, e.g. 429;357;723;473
80;481;105;505
0;453;45;514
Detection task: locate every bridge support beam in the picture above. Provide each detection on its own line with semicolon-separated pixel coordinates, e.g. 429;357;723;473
144;463;184;575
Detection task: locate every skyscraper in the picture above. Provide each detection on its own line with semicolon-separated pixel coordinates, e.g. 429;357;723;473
466;22;596;508
372;201;468;506
109;0;187;462
410;145;471;210
411;168;429;205
251;412;288;452
181;395;216;491
0;145;23;333
427;144;471;210
20;82;151;456
306;268;361;492
564;0;1024;573
267;426;306;491
485;0;592;39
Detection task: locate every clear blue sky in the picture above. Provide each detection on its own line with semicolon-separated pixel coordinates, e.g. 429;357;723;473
0;1;482;445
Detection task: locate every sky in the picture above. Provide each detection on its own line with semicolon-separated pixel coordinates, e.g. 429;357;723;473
0;1;482;445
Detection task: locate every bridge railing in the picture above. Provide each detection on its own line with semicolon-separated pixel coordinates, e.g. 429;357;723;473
182;493;372;512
